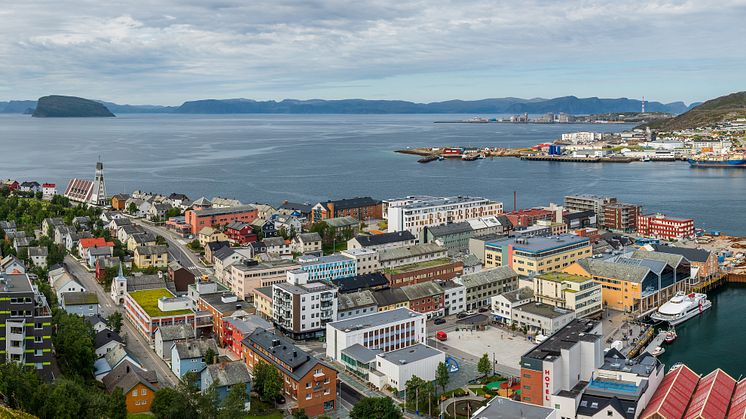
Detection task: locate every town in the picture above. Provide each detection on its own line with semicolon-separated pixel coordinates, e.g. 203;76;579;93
1;160;745;419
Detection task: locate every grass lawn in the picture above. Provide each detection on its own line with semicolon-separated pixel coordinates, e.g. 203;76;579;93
128;288;192;317
127;413;154;419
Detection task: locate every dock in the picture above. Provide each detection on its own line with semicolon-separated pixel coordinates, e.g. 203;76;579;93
642;330;668;356
520;155;635;163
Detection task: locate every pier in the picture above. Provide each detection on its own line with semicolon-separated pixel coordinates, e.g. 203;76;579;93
520;155;635;163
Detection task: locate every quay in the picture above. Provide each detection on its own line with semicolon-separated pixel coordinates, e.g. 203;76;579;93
520;155;635;163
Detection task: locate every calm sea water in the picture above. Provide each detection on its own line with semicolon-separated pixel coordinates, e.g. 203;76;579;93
0;113;744;235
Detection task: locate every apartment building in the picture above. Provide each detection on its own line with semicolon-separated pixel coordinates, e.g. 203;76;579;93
377;243;448;270
0;274;53;375
484;234;592;275
229;259;300;300
637;213;695;239
422;216;507;255
340;248;380;275
272;270;338;340
441;281;466;316
298;254;356;283
184;204;258;235
564;195;616;226
133;245;169;269
603;203;641;233
311;197;383;222
492;287;534;323
347;231;417;252
325;308;427;361
455;266;519;311
532;272;603;318
386;196;503;240
384;258;463;288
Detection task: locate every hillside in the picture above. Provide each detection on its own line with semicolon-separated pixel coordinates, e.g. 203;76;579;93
0;100;37;113
642;91;746;130
32;95;115;118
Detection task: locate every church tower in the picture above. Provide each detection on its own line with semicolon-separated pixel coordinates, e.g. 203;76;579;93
91;160;107;206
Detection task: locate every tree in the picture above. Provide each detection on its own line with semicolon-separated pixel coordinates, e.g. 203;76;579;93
350;397;403;419
108;388;128;419
52;310;96;378
477;353;492;377
292;409;309;419
435;361;449;394
0;362;42;413
252;361;283;403
165;207;182;219
107;312;123;334
156;235;168;246
205;347;216;365
219;383;248;419
127;202;138;215
151;387;195;419
38;378;86;419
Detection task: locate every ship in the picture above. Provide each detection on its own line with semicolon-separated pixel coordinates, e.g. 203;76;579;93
650;292;712;326
688;152;746;167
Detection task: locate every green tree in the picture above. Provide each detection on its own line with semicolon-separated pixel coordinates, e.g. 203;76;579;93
0;362;42;413
52;310;96;378
107;312;123;334
127;202;138;215
108;388;128;419
39;378;86;419
151;387;196;419
156;235;168;246
292;409;309;419
350;397;403;419
219;383;248;419
435;361;449;394
205;347;216;365
477;353;492;377
165;207;183;219
252;361;283;403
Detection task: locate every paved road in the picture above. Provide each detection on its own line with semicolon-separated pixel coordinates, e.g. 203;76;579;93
131;219;211;277
65;255;179;387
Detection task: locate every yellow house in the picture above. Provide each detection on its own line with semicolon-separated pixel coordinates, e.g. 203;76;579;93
134;245;169;269
252;286;274;320
126;233;157;252
484;234;592;275
198;227;228;248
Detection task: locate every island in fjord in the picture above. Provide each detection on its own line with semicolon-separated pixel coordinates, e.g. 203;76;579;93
31;95;115;118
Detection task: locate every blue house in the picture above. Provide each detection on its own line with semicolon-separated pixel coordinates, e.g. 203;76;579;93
171;339;219;378
201;361;252;408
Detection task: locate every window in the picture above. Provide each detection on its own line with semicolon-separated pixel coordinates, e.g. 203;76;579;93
141;389;147;395
306;393;312;400
132;390;138;397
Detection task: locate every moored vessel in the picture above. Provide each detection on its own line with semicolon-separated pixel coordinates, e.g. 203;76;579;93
688;152;746;167
650;292;712;326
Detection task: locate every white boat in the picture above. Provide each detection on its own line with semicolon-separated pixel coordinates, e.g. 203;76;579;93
650;292;712;326
651;346;666;357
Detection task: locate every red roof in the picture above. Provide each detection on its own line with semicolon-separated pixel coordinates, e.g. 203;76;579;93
685;369;737;419
79;237;114;249
728;379;746;419
642;365;700;419
42;183;56;188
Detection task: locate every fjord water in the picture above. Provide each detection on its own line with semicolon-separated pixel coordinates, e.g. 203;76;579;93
0;113;745;235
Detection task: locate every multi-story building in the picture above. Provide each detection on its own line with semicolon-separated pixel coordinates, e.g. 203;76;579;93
347;231;417;251
455;266;519;311
377;243;448;270
196;292;252;342
340;248;380;275
325;308;426;361
311;197;383;222
440;280;466;316
133;245;169;269
564;195;616;226
337;290;378;321
422;216;507;255
386;196;503;240
372;344;445;393
384;258;463;288
123;288;196;340
484;234;592;275
229;259;300;300
298;254;356;283
252;286;274;320
0;274;53;375
603;203;641;233
242;328;337;416
272;270;338;340
505;208;554;228
184;204;258;235
649;244;719;283
399;281;444;318
520;319;603;407
532;272;603;318
637;213;695;239
492;287;534;324
511;302;576;336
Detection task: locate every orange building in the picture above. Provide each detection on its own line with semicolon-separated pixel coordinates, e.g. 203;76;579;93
242;328;337;416
311;197;383;222
184;204;258;234
111;194;129;211
102;361;159;414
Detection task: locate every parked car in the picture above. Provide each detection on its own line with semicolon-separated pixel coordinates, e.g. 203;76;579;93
434;318;446;325
275;394;286;405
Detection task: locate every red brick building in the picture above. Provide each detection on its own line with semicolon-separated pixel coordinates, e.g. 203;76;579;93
603;202;641;233
505;208;553;228
311;197;383;222
637;213;695;239
384;259;463;288
184;205;258;234
400;282;445;317
224;221;257;245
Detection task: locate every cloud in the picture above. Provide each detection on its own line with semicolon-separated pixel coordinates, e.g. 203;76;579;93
1;0;745;103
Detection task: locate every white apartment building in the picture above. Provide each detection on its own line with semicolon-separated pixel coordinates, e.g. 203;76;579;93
272;270;338;340
325;308;427;361
377;243;448;270
492;287;534;323
386;196;503;240
340;248;380;275
441;281;466;316
512;302;576;336
561;132;602;144
230;259;300;300
532;273;603;318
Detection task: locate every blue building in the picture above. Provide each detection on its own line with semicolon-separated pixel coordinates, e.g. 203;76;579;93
200;361;252;407
171;339;219;378
298;254;356;282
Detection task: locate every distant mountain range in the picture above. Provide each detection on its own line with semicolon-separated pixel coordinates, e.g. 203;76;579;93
0;95;694;115
640;91;746;131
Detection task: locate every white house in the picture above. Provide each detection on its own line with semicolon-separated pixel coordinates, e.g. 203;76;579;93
371;344;445;392
441;281;466;316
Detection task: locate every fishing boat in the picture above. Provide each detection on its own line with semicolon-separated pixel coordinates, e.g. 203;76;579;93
650;292;712;326
651;347;666;357
461;154;479;161
664;328;677;344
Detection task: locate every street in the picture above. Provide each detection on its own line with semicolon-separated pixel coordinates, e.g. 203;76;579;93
64;255;179;387
131;218;211;277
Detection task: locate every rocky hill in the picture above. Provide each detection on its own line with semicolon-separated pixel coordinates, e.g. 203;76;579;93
642;91;746;130
31;95;115;117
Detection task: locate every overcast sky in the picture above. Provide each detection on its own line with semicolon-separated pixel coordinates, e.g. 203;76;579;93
1;0;744;105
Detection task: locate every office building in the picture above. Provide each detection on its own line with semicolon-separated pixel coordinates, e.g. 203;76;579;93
484;234;592;275
532;273;603;318
564;195;616;226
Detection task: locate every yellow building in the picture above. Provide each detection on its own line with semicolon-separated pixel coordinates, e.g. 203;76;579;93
484;234;592;275
133;245;169;269
252;286;274;320
198;227;228;248
532;272;603;318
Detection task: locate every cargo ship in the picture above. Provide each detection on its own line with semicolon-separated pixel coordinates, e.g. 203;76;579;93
688;153;746;168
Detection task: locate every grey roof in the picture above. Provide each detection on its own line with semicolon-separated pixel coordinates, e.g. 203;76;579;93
199;293;252;315
126;274;166;292
458;266;517;288
371;287;408;307
577;393;637;419
255;286;273;299
212;246;237;262
130;232;157;244
331;273;388;293
84;314;108;328
278;201;312;213
202;361;252;387
514;302;573;319
378;243;447;263
473;397;555;419
400;281;444;300
324;216;358;228
174;339;219;360
104;345;138;369
263;237;286;247
616;257;666;275
457;253;481;267
426;222;474;236
651;244;710;263
156;324;195;341
341;343;381;363
224;315;273;335
353;231;415;247
485;234;590;253
631;249;684;268
136;245;168;255
499;286;534;303
328;307;422;331
225;221;251;231
102;360;158;393
338;290;377;311
191;204;256;217
576;259;650;283
244;328;326;381
297;232;321;242
0;273;33;292
378;343;442;364
62;291;98;305
27;246;48;257
325;196;380;210
95;329;124;348
523;319;601;361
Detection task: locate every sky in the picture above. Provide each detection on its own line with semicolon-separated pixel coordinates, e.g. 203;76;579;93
1;0;745;105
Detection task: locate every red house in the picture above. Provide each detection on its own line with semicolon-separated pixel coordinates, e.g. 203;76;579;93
224;221;257;245
1;180;19;191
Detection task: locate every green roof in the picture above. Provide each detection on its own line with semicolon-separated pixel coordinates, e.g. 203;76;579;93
537;272;590;284
385;257;454;274
128;288;192;317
